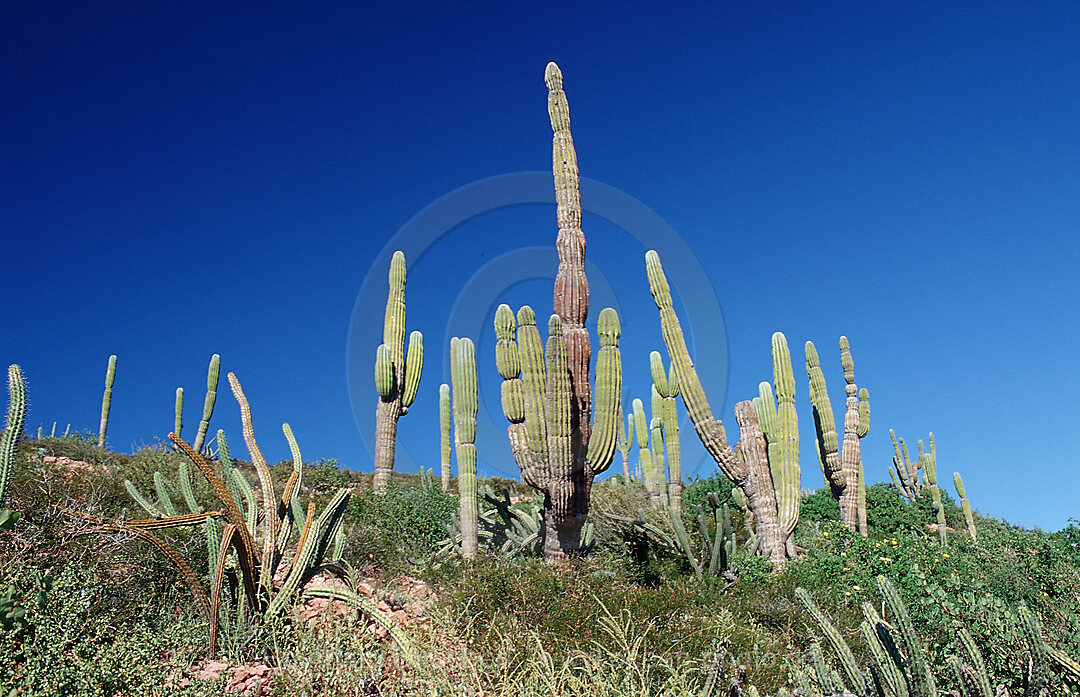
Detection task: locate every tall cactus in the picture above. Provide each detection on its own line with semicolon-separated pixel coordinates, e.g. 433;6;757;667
97;354;116;448
631;397;660;507
492;64;622;562
646;250;794;566
953;472;977;541
174;387;184;439
192;354;220;453
923;433;948;545
616;409;631;483
753;333;801;554
450;337;478;559
372;251;424;491
439;383;452;492
805;337;870;532
650;351;682;512
890;429;923;500
1;365;28;507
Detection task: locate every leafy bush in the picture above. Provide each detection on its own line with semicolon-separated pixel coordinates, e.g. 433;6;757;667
347;483;458;572
681;471;736;512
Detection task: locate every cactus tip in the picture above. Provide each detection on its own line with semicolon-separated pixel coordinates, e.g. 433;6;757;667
545;62;563;90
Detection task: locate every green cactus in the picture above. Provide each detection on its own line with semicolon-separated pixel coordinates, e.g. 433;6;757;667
650;351;682;512
174;387;184;440
753;332;801;554
192;354;220;453
616;408;632;483
805;337;870;533
921;434;948;545
451;337;479;560
953;472;977;541
372;251;424;492
0;366;27;507
631;397;659;507
890;429;924;501
439;383;452;492
97;354;116;448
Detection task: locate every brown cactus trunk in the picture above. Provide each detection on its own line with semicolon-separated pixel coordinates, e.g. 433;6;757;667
734;402;787;566
543;507;585;563
372;398;401;491
838;386;860;531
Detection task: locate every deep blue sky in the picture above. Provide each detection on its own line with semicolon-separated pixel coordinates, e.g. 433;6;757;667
3;2;1078;530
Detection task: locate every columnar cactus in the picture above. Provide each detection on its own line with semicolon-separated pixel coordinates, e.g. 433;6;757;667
174;387;184;439
450;337;478;559
631;397;660;507
0;365;27;507
953;471;977;541
805;337;870;532
439;383;452;492
650;351;682;512
645;250;795;567
753;333;800;554
616;409;631;483
890;429;923;500
491;64;622;562
372;251;423;492
192;354;220;453
650;387;670;506
922;433;948;545
98;354;116;447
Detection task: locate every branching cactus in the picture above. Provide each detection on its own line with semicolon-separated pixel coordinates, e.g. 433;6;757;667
752;333;800;555
650;351;682;513
0;365;27;507
491;64;622;562
439;383;452;492
631;397;660;507
890;429;924;500
373;251;423;492
953;471;977;541
805;337;870;532
922;433;948;545
650;387;670;506
98;354;116;447
450;337;478;559
616;409;631;483
192;354;220;453
645;250;795;566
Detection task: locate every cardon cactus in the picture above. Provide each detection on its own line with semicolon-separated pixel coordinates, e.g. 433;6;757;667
174;387;184;440
1;365;28;507
192;354;220;453
953;471;977;541
491;63;622;562
97;354;116;447
631;397;659;507
372;251;424;492
890;429;924;500
922;433;948;545
451;337;479;559
439;383;452;492
616;409;632;483
650;351;682;512
644;254;796;567
805;337;870;533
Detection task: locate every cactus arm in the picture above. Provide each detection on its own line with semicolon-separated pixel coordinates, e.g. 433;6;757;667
401;330;423;410
890;430;916;500
667;504;703;582
174;387;184;440
877;575;936;697
796;587;867;692
953;472;977;540
805;341;842;488
0;366;27;506
767;333;800;542
838;336;867;531
515;307;550;464
97;355;117;448
585;308;621;475
282;423;303;501
178;462;201;514
651;351;682;511
192;354;220;453
375;345;395;398
650;414;669;507
124;480;165;518
1017;604;1048;696
922;433;947;545
544;315;575;523
451;337;479;559
955;627;993;697
153;472;179;516
269;488;350;616
616;410;631;482
439;384;452;491
645;251;744;483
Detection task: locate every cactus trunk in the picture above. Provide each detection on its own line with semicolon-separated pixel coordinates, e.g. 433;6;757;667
439;383;452;492
451;338;479;559
98;354;116;448
193;354;220;453
1;365;27;506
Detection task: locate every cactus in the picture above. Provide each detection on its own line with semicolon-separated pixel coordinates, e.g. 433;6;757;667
631;397;660;507
805;337;870;532
921;433;948;545
890;429;924;501
451;337;479;559
372;251;424;492
97;354;116;447
616;409;632;483
953;472;977;541
439;383;452;492
193;354;220;453
753;332;801;554
650;351;682;512
174;387;184;440
0;366;27;507
491;64;622;562
646;251;798;567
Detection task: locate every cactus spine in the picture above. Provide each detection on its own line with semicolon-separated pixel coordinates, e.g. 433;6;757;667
492;64;622;562
193;354;220;453
372;251;424;492
97;354;116;448
451;337;478;559
174;387;184;439
953;471;976;541
805;337;870;532
0;366;27;506
650;351;682;512
644;253;795;567
439;383;452;492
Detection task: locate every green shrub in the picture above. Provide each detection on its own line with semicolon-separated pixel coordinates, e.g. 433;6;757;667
681;471;735;513
347;483;458;572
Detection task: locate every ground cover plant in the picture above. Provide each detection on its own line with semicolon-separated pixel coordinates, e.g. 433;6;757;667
2;63;1079;696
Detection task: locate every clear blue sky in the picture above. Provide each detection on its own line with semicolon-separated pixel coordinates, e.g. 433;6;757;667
3;2;1078;531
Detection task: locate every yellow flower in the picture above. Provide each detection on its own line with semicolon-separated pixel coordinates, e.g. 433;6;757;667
853;585;861;591
844;591;851;596
843;567;851;572
943;553;949;559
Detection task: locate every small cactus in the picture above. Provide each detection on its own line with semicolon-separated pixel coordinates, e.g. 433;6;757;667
193;354;220;453
174;387;184;440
